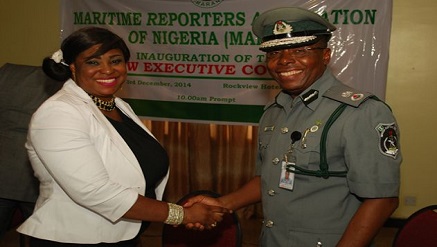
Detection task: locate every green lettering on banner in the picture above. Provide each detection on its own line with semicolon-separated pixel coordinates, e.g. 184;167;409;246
145;12;246;26
135;53;230;63
326;9;377;25
152;31;219;45
73;12;142;25
227;31;259;46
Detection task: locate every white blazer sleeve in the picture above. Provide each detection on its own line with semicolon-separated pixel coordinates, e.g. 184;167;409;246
27;99;139;222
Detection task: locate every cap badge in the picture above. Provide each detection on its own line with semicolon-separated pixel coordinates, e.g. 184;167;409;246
273;20;293;35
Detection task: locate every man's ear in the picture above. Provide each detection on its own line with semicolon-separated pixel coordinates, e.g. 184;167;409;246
323;48;331;65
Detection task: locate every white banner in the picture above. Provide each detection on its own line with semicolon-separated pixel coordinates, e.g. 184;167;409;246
60;0;393;125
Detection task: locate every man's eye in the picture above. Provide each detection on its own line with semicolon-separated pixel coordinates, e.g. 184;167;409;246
267;51;280;57
294;49;306;54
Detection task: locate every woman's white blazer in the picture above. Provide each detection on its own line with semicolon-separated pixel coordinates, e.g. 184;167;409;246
18;79;169;243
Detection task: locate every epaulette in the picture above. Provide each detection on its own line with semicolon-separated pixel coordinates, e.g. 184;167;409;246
323;84;374;108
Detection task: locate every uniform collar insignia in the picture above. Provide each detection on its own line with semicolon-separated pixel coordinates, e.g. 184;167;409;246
301;89;319;106
264;126;275;132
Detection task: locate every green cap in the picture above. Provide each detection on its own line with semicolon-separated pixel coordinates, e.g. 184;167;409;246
252;7;336;52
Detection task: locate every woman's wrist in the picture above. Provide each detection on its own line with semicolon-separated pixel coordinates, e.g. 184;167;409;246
164;203;184;225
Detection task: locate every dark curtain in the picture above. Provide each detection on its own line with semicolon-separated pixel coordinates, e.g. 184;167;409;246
144;120;263;219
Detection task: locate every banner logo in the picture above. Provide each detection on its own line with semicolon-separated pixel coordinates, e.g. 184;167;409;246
191;0;223;8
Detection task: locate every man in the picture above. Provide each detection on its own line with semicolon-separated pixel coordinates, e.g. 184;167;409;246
186;7;401;246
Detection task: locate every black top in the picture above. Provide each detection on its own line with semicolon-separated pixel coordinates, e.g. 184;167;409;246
107;108;169;235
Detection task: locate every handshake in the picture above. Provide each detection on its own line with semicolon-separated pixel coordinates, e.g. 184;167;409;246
166;193;231;230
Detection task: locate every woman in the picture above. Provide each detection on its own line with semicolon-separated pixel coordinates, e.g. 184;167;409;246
17;27;226;246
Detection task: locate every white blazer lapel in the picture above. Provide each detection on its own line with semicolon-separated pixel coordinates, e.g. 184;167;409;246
66;80;143;174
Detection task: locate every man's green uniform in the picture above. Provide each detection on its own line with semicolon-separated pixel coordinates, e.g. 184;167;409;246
256;69;401;246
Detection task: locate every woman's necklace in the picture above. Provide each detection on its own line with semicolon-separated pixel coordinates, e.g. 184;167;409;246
88;93;116;111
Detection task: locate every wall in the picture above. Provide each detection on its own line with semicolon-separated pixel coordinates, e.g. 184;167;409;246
0;0;61;65
1;0;436;219
386;1;437;218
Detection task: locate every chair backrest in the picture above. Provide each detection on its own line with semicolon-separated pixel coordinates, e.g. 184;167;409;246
392;205;437;247
0;63;64;202
162;190;242;247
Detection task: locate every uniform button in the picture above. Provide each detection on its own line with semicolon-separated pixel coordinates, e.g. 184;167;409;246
265;220;274;228
281;127;289;134
268;190;275;196
272;157;280;165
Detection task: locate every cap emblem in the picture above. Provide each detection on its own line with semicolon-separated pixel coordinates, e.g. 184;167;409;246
273;20;293;35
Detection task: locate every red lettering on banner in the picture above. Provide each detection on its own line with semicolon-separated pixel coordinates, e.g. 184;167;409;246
142;62;236;75
127;62;139;71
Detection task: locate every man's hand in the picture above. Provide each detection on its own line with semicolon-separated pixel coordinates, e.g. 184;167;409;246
182;195;229;230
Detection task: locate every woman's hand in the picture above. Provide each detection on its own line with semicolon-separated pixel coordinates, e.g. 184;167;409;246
182;199;229;230
182;196;228;230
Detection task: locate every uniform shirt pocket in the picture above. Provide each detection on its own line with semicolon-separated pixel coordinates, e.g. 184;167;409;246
294;131;322;172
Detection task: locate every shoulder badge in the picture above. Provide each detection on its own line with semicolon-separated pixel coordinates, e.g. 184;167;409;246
323;84;373;107
375;122;399;159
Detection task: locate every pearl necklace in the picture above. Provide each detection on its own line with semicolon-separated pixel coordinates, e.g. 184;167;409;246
88;93;116;111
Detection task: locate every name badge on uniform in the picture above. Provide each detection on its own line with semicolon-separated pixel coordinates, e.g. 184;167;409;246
279;161;295;190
